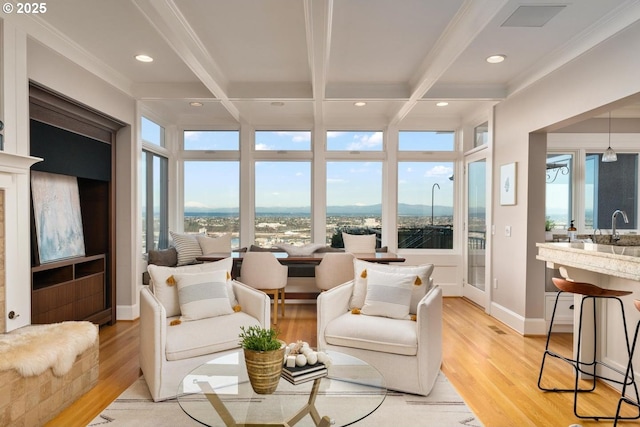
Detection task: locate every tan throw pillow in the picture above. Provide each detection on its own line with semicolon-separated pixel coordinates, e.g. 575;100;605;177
360;269;414;320
174;270;234;322
350;259;434;314
170;231;203;266
342;232;376;253
197;233;232;254
147;257;235;318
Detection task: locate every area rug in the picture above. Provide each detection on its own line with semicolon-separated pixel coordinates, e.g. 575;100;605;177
88;372;482;426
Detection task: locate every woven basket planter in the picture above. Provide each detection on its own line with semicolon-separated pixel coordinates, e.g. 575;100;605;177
243;344;286;394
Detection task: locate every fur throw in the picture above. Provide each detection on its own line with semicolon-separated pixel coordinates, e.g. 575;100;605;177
0;321;98;377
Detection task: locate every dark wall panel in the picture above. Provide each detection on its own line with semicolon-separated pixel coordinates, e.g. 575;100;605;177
30;119;111;181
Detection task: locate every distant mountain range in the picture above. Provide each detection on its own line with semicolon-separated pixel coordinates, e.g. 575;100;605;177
184;203;457;216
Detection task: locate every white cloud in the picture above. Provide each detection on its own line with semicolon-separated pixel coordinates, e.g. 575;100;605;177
276;131;311;142
327;131;346;139
425;165;454;178
255;143;271;150
327;178;347;183
184;131;200;141
347;132;383;150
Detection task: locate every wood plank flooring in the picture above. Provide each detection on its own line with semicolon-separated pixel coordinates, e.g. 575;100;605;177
47;298;629;427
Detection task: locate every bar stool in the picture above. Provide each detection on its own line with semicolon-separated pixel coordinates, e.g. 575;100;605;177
614;300;640;426
537;275;640;421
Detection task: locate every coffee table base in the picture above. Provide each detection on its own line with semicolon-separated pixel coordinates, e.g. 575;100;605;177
197;378;333;427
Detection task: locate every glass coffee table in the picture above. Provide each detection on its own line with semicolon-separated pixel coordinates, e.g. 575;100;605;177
177;350;386;426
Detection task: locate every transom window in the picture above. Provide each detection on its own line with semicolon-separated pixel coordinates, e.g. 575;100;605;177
399;131;454;151
184;130;239;150
255;131;311;151
326;131;383;151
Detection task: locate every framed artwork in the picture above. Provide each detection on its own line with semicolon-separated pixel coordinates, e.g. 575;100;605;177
500;162;517;206
31;171;86;263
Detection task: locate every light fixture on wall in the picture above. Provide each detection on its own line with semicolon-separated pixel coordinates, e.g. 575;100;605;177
602;111;617;163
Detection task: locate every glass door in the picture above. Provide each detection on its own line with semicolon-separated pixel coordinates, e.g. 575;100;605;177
464;157;487;307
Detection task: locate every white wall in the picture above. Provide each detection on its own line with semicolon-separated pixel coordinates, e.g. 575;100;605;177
491;20;640;334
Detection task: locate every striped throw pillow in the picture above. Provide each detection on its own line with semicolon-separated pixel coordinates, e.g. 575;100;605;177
174;271;233;321
170;231;203;266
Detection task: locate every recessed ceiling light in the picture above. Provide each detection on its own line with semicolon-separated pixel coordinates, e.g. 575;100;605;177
354;101;367;107
486;54;506;64
135;54;154;63
436;101;449;107
189;102;203;107
270;101;285;107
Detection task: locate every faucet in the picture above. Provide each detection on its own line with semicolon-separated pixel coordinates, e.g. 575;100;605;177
611;209;629;242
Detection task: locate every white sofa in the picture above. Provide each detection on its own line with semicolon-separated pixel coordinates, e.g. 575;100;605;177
140;262;270;401
317;279;442;396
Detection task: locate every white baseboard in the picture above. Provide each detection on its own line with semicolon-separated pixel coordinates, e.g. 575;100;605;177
489;301;547;336
116;304;139;321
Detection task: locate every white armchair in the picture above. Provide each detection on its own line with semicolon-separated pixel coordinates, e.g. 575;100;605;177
140;261;270;401
317;279;442;396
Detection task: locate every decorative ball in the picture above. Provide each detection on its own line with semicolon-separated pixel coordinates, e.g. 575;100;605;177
295;354;307;367
306;351;318;365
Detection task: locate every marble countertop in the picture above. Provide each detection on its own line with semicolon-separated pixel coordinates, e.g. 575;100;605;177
537;242;640;281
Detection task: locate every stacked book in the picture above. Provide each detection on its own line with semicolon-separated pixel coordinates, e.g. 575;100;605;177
281;362;328;385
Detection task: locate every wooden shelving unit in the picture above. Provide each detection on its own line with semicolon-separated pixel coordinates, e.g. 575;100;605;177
29;83;124;326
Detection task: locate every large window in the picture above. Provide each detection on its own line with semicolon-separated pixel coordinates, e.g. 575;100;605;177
397;161;454;249
326;161;382;246
585;153;637;230
183;161;240;248
254;161;311;247
141;117;168;252
141;150;168;252
545;153;573;230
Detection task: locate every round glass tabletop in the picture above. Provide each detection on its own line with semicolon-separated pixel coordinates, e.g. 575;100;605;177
177;350;386;427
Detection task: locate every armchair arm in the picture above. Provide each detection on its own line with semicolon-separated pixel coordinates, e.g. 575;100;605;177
316;280;354;350
139;286;167;400
232;280;270;327
416;285;443;391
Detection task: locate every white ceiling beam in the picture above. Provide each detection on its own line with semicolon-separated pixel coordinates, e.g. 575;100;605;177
132;0;240;122
390;0;509;125
304;0;333;126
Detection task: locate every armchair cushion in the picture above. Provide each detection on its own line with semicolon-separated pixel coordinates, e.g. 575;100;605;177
147;258;235;318
275;243;326;256
174;271;233;322
360;269;415;320
350;260;434;314
324;312;417;356
165;311;260;361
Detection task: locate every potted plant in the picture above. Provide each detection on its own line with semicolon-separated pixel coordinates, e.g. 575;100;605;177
239;325;286;394
545;217;555;242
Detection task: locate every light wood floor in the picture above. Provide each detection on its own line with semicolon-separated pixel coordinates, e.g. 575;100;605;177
47;297;632;427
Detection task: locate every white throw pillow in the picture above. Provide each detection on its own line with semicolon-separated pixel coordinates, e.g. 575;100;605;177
197;233;232;254
147;257;235;317
275;243;326;256
360;269;414;320
342;232;376;253
174;270;233;321
170;231;203;266
350;259;434;314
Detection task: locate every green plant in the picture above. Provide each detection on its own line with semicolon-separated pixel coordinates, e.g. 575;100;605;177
239;325;282;352
545;217;555;232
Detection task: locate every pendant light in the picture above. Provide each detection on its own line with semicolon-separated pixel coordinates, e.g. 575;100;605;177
602;111;617;162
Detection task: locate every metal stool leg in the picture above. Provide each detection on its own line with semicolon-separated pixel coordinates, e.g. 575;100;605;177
573;296;640;421
614;320;640;425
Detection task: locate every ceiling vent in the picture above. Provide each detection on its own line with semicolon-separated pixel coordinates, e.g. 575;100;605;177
501;5;566;27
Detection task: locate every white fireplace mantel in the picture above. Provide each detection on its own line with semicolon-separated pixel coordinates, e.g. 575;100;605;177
0;151;42;332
